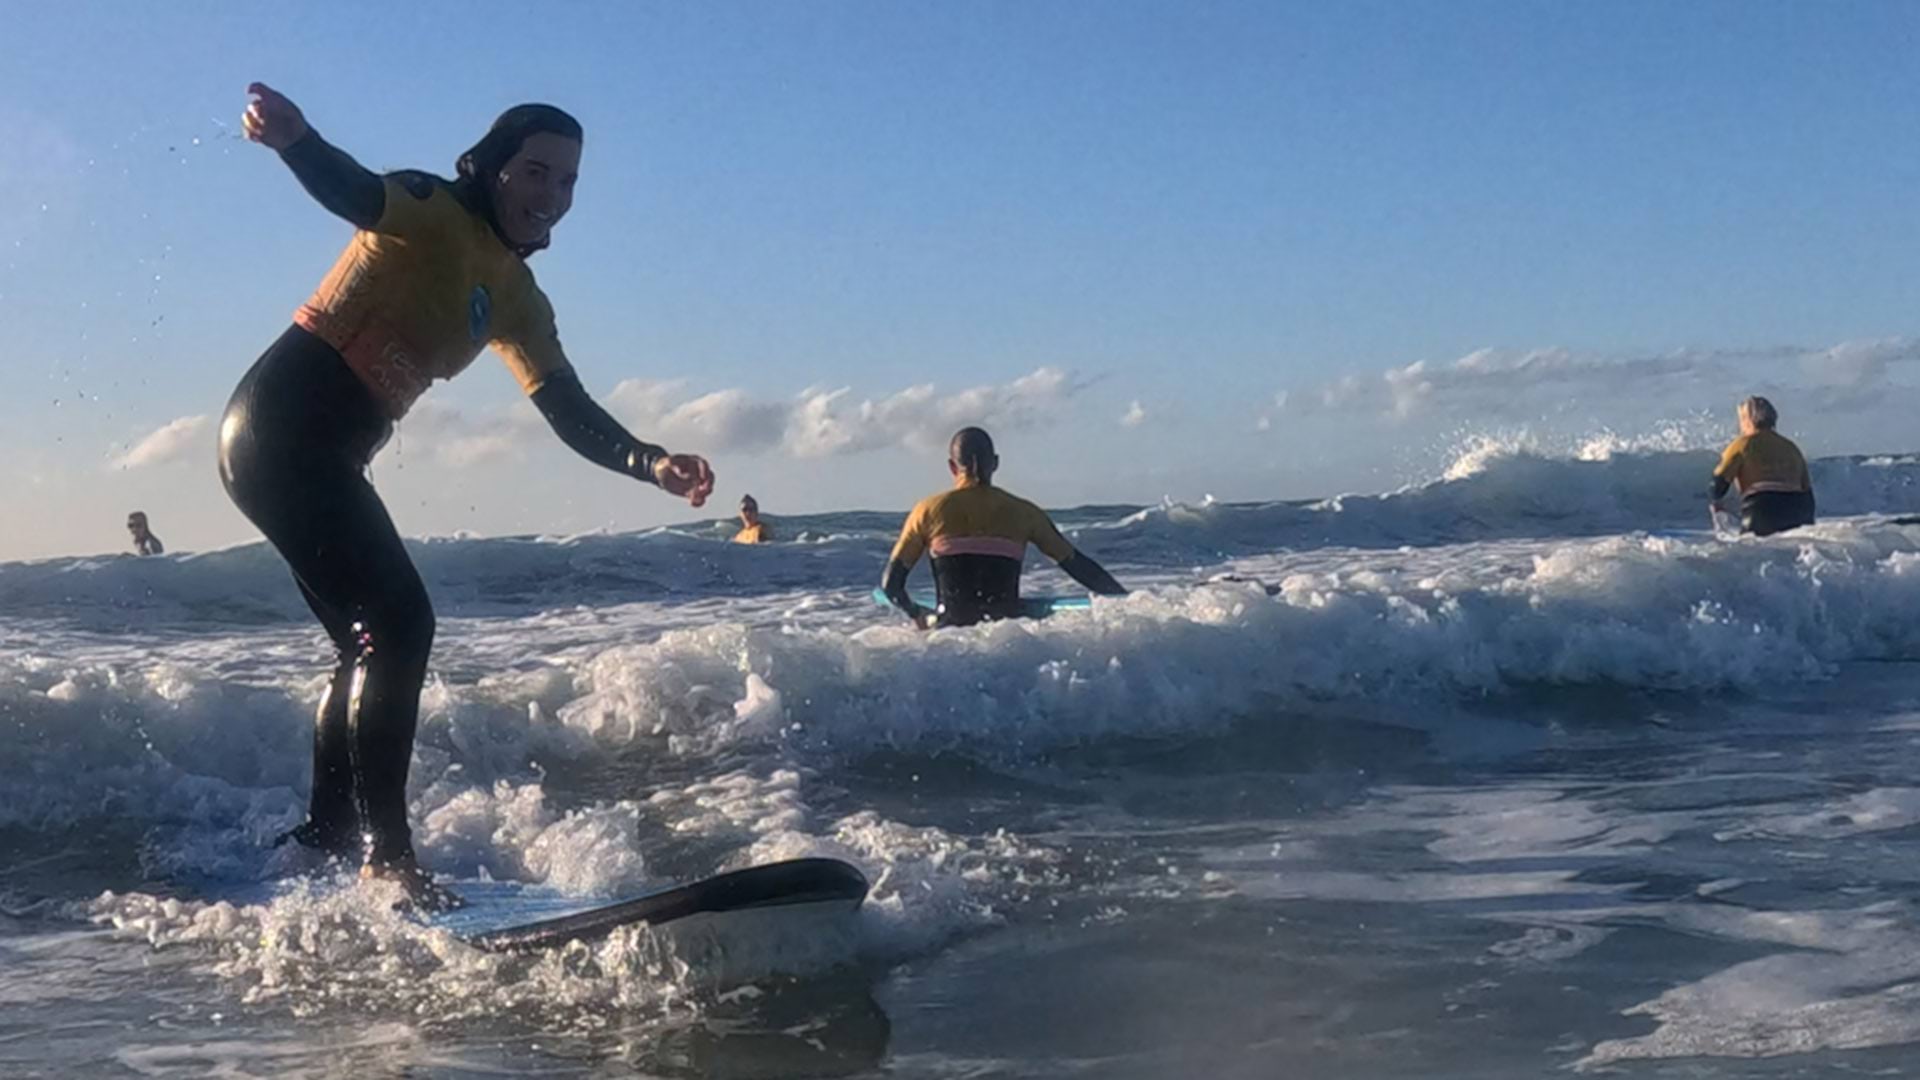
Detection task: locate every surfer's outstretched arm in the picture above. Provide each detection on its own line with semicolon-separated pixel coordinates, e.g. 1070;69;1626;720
530;373;714;504
279;131;383;228
1058;551;1127;596
245;83;384;229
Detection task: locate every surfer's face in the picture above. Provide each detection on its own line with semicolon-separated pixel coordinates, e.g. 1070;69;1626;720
492;133;580;249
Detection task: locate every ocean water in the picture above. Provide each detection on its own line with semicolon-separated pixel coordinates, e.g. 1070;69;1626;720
9;442;1920;1077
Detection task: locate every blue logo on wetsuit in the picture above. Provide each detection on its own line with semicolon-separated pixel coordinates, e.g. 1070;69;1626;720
468;285;491;342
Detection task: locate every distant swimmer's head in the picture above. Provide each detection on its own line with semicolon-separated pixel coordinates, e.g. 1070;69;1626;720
948;427;998;485
457;104;583;256
126;511;148;537
1738;395;1779;434
739;494;760;524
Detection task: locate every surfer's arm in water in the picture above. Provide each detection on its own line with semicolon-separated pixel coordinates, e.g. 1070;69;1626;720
245;83;384;229
1709;437;1746;510
530;373;713;501
1028;511;1127;596
1058;551;1127;596
882;501;937;627
880;559;935;628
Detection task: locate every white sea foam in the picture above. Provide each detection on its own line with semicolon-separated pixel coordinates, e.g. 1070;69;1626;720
14;441;1920;1067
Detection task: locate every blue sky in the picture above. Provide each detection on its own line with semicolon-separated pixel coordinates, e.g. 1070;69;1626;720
2;1;1918;558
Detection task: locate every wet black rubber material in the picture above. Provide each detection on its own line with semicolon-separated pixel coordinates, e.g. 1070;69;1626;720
219;325;428;867
465;858;871;954
1742;489;1816;537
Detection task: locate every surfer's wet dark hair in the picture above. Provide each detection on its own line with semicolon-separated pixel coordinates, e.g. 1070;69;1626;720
949;427;998;482
452;103;583;257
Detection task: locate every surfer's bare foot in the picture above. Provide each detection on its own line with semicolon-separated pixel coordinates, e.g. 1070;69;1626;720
360;857;466;913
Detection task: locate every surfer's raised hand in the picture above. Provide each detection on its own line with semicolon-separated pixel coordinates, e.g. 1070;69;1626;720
243;82;310;150
654;453;715;507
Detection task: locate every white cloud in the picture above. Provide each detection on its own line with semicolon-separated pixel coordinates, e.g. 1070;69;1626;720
607;382;788;454
1801;338;1920;388
1276;339;1920;424
394;401;544;468
616;366;1082;460
1120;400;1147;427
111;415;210;469
378;367;1089;470
786;367;1080;458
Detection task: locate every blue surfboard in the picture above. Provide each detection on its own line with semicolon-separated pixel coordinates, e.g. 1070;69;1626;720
869;587;1091;619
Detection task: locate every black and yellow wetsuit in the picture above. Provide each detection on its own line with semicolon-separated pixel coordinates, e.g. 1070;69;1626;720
881;479;1124;627
1711;429;1815;537
292;172;571;416
220;130;665;869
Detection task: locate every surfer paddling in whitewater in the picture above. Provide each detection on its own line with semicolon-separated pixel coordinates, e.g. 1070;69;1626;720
881;427;1126;628
221;84;714;908
1710;395;1815;537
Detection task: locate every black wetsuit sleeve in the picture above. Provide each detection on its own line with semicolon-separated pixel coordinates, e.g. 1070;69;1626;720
1060;551;1127;596
1710;475;1733;502
880;559;932;626
278;130;384;229
530;372;666;484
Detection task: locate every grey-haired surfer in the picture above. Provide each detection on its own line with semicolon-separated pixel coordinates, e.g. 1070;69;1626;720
1710;396;1815;537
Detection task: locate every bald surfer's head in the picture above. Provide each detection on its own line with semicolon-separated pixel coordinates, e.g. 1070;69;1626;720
949;427;998;484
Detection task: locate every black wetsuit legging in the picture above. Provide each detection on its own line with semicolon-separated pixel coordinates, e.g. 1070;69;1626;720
1742;490;1816;538
929;554;1025;627
219;325;428;866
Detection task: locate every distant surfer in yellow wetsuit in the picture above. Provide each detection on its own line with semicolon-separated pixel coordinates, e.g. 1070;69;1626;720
1711;395;1815;537
881;427;1126;628
222;84;714;908
734;494;771;544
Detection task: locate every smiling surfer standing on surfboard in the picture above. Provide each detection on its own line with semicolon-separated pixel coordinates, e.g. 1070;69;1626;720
881;427;1126;628
222;84;714;909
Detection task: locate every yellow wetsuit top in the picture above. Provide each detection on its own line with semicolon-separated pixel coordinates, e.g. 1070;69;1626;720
889;480;1076;568
733;522;771;544
294;174;572;418
1713;430;1811;496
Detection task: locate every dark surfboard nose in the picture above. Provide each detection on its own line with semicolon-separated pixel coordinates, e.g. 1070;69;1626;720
462;857;870;954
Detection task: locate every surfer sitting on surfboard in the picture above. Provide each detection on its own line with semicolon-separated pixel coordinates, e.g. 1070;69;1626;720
1710;395;1815;537
223;84;714;909
880;427;1125;628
